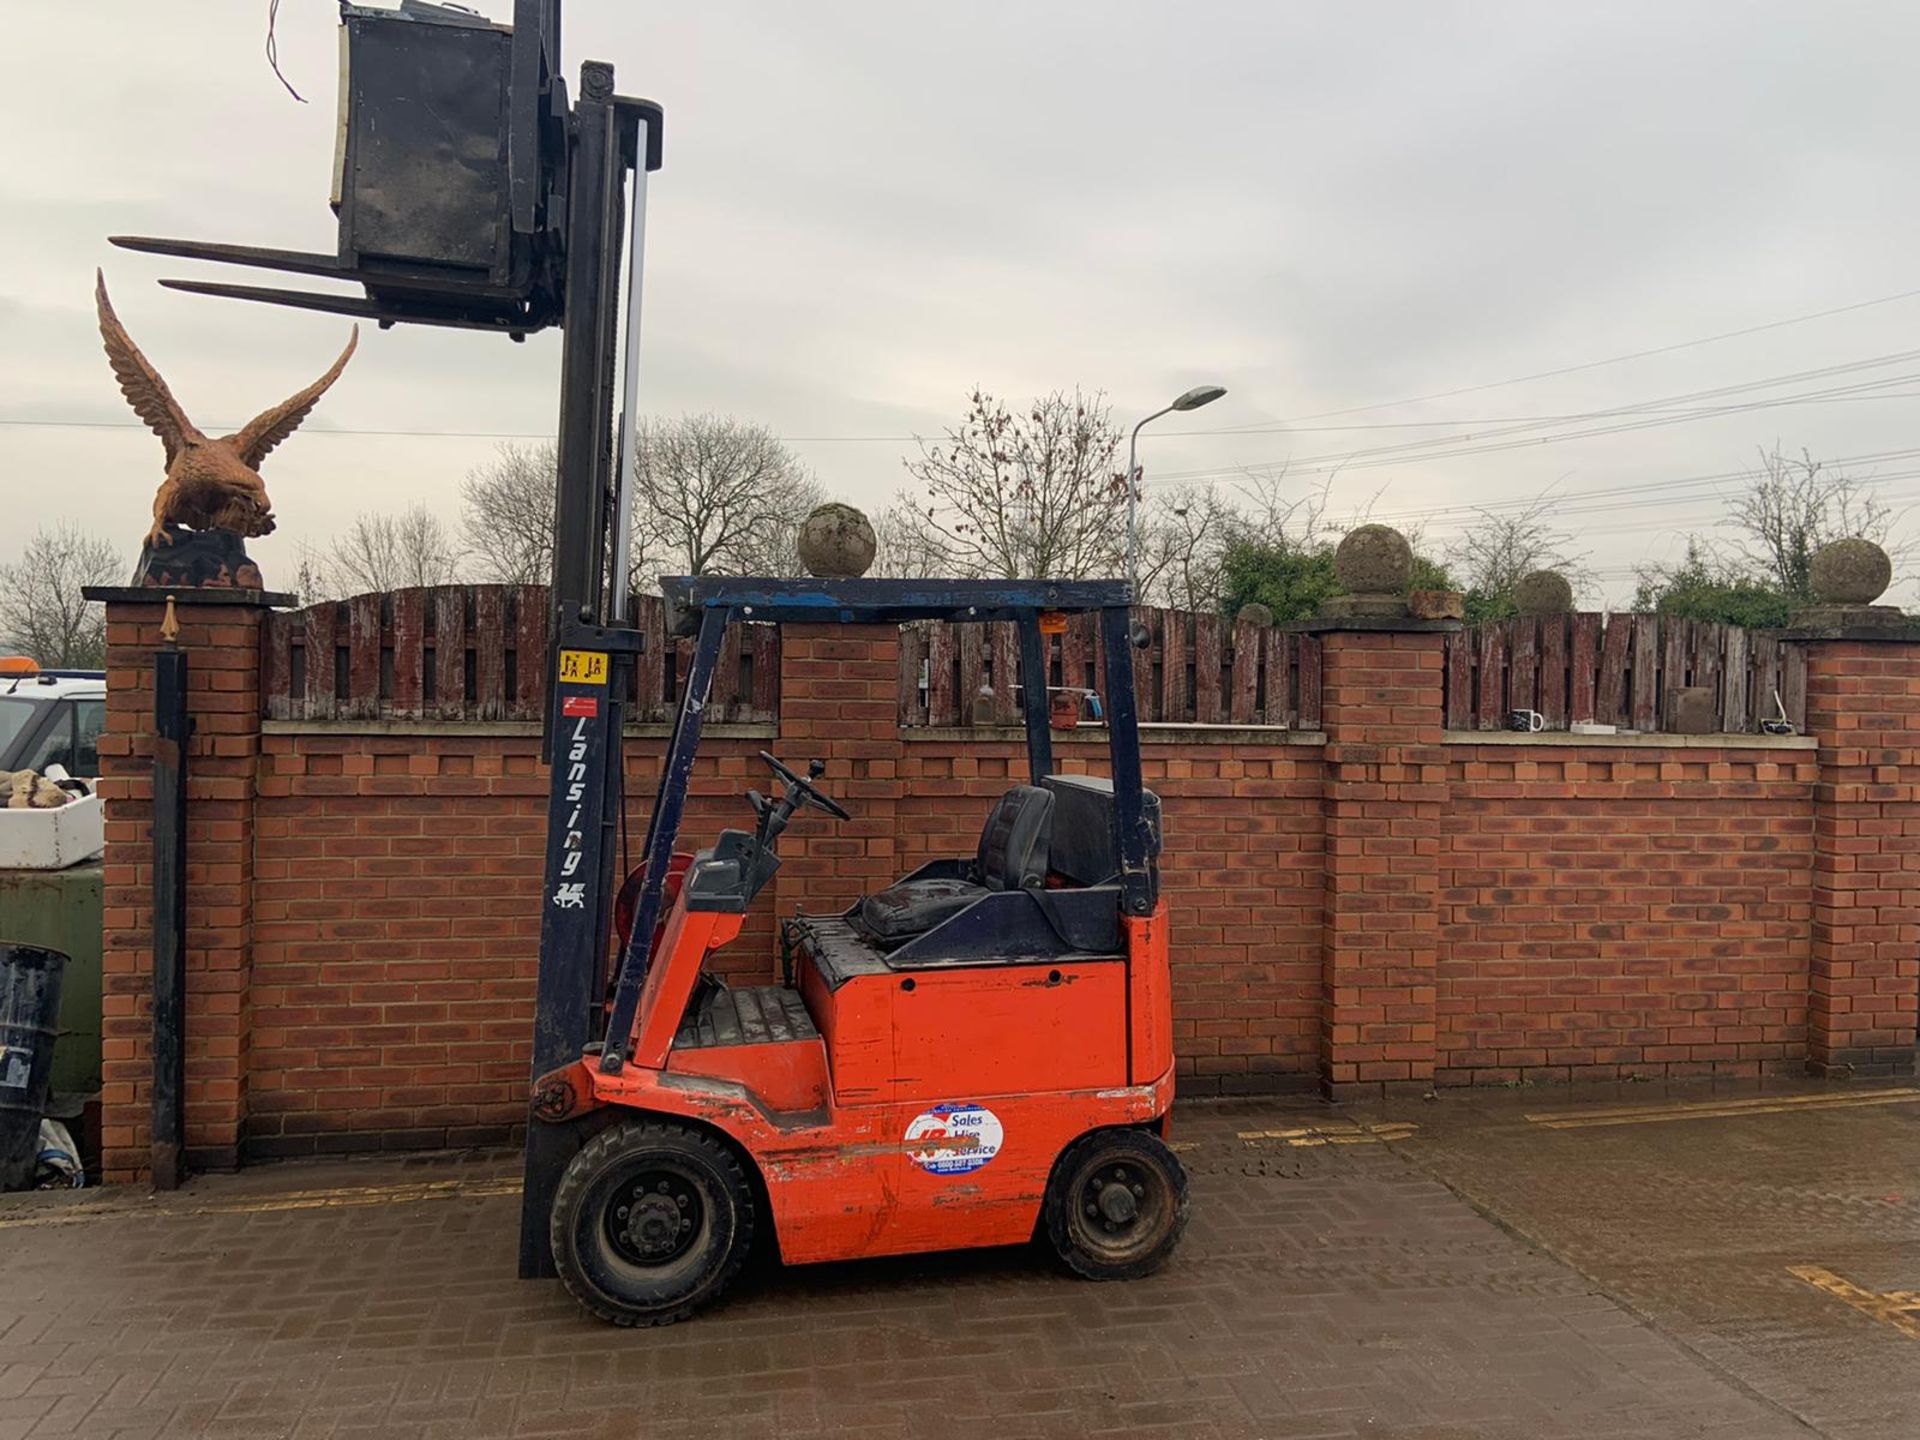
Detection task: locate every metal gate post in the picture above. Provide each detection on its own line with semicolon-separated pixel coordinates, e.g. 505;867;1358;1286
151;630;189;1191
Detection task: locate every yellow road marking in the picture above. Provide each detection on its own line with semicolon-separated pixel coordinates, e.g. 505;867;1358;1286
1525;1088;1920;1130
0;1174;522;1230
1790;1265;1920;1340
1238;1122;1418;1148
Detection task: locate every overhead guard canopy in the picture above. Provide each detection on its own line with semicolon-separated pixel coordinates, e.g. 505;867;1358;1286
661;576;1132;634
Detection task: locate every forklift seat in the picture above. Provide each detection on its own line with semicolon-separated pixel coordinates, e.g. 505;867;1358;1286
858;785;1055;943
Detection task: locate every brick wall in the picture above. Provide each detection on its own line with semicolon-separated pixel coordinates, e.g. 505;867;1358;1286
94;598;1920;1181
97;598;266;1173
1439;742;1816;1084
1804;642;1920;1075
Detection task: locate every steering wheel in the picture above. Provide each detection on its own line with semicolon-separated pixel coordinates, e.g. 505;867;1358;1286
759;750;852;820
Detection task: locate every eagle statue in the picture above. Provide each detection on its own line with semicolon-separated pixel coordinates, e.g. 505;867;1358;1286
95;270;357;550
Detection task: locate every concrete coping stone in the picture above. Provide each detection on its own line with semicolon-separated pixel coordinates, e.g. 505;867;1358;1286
1283;616;1463;634
263;719;779;739
84;585;297;608
903;724;1326;746
1445;729;1816;750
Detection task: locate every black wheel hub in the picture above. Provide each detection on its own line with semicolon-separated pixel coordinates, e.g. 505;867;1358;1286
1084;1163;1148;1234
606;1169;703;1266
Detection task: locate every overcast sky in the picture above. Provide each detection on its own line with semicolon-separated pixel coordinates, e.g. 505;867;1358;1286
4;1;1919;603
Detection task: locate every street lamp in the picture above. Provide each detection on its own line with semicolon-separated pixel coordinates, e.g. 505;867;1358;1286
1126;384;1225;596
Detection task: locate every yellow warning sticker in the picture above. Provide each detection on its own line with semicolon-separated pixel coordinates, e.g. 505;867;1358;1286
557;649;609;685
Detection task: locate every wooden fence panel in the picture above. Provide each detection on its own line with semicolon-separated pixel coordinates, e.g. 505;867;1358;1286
1721;626;1750;734
1595;613;1632;727
1509;616;1539;719
1192;612;1222;724
433;589;466;720
1296;634;1323;731
262;611;294;721
1061;612;1094;696
1692;622;1722;719
1630;613;1659;732
714;619;744;722
957;623;987;721
1781;643;1808;730
897;622;927;727
926;621;956;726
1475;621;1507;731
1130;606;1158;723
392;589;428;719
991;622;1019;724
343;593;382;721
1261;627;1288;726
634;595;665;722
1660;614;1689;721
1570;613;1600;724
1750;632;1780;730
1432;610;1811;735
747;623;779;721
472;588;507;720
1443;628;1474;729
261;594;1342;730
1229;617;1260;723
510;589;544;721
1160;609;1189;723
1538;614;1568;728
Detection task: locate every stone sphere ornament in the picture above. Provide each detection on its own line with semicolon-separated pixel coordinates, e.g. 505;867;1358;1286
1332;524;1413;596
1808;538;1892;606
1512;570;1575;615
1236;602;1276;628
795;502;878;579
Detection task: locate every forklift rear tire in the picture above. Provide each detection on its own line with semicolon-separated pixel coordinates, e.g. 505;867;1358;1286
550;1119;756;1326
1043;1127;1189;1281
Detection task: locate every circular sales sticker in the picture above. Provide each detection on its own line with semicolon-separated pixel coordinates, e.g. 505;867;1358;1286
904;1103;1004;1176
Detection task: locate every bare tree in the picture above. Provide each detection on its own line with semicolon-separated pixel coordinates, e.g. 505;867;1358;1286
461;441;558;585
457;422;821;591
1727;444;1908;599
0;524;123;668
327;505;463;594
287;540;341;603
633;415;823;578
1445;494;1589;604
888;388;1125;580
1136;486;1241;611
872;495;951;579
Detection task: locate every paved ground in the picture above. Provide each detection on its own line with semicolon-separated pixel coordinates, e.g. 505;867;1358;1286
0;1081;1913;1439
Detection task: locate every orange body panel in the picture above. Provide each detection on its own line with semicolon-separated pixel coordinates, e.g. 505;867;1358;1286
581;1058;1173;1264
1125;909;1173;1083
666;1039;830;1113
581;890;1175;1267
629;907;744;1068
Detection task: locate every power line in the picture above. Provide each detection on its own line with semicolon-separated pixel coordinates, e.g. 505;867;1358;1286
1265;446;1920;530
9;380;1920;448
1169;282;1920;431
1141;357;1920;488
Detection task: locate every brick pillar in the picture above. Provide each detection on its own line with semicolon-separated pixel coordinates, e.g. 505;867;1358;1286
1315;625;1451;1096
1802;637;1920;1078
773;625;906;922
92;590;276;1180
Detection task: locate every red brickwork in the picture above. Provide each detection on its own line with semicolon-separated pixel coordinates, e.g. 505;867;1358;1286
93;598;1920;1178
1803;641;1920;1076
1318;631;1448;1095
98;600;268;1180
1439;745;1816;1083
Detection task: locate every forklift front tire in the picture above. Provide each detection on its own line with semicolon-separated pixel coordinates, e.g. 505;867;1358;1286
1043;1127;1190;1281
550;1118;756;1326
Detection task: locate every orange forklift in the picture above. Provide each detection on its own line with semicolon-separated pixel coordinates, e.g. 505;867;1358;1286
525;576;1187;1324
98;0;1185;1322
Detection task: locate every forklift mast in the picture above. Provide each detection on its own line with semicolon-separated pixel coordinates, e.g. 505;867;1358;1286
105;2;664;1277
